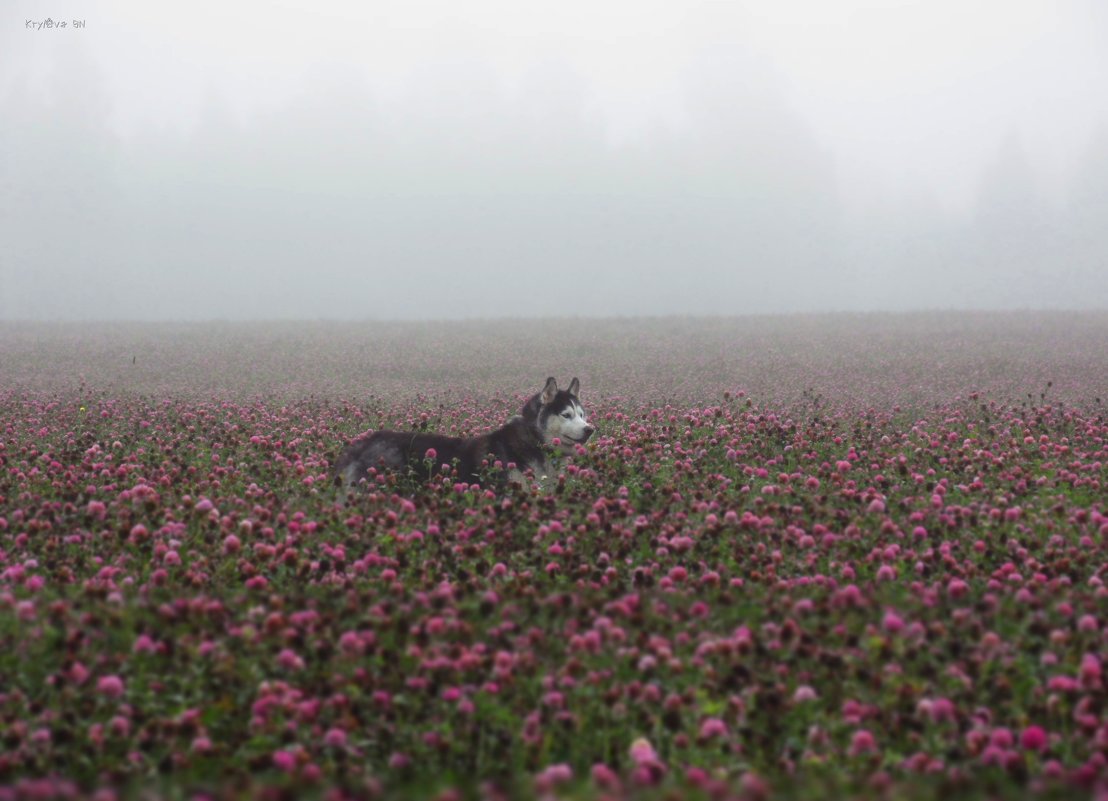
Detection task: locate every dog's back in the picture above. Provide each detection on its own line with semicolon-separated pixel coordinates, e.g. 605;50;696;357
334;430;487;487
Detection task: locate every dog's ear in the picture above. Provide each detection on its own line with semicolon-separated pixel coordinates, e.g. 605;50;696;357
541;377;558;404
568;377;580;397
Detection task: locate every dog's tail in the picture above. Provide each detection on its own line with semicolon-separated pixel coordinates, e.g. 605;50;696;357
332;442;362;494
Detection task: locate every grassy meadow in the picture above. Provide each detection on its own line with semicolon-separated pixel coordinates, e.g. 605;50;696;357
1;312;1106;800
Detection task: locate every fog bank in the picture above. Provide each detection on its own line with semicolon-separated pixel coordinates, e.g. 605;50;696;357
2;1;1106;319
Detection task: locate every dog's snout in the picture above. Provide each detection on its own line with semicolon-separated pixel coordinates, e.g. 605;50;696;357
583;424;596;440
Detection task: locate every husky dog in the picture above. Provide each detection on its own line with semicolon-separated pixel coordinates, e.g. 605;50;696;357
334;377;595;491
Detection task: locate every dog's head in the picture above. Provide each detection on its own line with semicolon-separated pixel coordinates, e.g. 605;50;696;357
522;376;595;449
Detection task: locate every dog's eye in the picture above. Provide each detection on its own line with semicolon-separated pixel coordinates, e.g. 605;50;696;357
561;412;572;418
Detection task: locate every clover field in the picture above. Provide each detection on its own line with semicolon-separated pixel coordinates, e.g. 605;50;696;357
1;312;1107;801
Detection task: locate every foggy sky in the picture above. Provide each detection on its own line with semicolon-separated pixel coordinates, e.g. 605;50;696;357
2;0;1106;320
